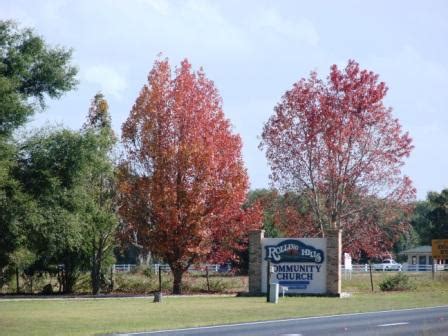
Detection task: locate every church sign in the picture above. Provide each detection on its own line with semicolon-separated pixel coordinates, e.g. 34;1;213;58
261;238;327;294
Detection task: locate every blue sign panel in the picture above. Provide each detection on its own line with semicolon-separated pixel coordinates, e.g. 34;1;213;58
261;238;327;293
265;239;325;264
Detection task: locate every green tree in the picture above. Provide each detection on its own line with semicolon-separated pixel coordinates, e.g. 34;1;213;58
16;129;94;292
427;190;448;240
0;20;77;276
16;94;118;294
411;190;448;245
245;189;317;238
0;20;77;136
410;201;432;245
82;93;118;295
245;189;280;238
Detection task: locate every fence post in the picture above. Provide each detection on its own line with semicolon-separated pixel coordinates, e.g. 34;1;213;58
369;260;374;292
110;266;114;291
158;265;162;292
206;266;210;292
266;260;271;302
16;267;19;294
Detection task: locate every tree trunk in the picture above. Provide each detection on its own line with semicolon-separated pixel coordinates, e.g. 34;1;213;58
172;267;184;294
91;248;102;295
15;267;19;294
63;261;77;294
91;262;101;295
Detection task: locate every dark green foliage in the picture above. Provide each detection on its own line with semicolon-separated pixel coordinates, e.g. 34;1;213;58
14;122;118;294
5;92;118;294
379;273;415;291
0;138;42;279
82;93;118;295
41;283;53;294
393;226;420;261
0;77;29;135
410;201;433;245
15;128;98;292
0;20;77;282
245;189;281;237
0;20;77;136
17;129;94;194
0;150;21;271
411;189;448;245
0;24;119;297
245;189;315;238
426;190;448;239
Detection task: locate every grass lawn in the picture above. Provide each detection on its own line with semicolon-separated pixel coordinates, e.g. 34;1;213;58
1;273;447;336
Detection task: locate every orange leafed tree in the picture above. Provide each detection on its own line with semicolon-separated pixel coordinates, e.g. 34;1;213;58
119;58;261;294
261;60;415;257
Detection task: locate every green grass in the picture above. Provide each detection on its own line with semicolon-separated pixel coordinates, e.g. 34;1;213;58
342;271;448;293
1;273;447;336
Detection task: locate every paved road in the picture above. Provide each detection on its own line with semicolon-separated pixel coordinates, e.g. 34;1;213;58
116;305;448;336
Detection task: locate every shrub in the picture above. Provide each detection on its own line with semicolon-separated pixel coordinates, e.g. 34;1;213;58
114;274;153;293
41;284;53;294
74;273;91;293
114;273;172;294
379;273;415;291
208;279;227;292
143;267;154;278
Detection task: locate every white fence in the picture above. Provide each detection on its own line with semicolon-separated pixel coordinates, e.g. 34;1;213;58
112;263;230;273
402;264;447;272
112;264;136;272
342;264;448;273
151;263;229;273
113;263;447;274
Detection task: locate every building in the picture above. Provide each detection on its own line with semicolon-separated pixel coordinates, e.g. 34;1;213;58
401;246;432;266
400;245;447;271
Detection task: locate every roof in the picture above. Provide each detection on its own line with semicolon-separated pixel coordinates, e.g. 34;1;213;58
400;245;432;254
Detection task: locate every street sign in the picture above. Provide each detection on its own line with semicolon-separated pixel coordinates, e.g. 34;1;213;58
432;239;448;260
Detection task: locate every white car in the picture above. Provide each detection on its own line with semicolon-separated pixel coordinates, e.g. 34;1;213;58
373;259;402;271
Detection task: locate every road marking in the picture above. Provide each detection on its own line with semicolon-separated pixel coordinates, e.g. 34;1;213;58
378;322;409;327
116;306;448;335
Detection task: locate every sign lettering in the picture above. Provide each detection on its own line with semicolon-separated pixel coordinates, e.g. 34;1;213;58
432;239;448;259
261;238;326;294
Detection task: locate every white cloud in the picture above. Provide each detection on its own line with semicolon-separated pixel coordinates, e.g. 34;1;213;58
176;0;251;55
366;45;448;123
369;45;448;83
138;0;170;15
82;65;128;100
249;8;319;47
365;46;448;199
0;2;36;27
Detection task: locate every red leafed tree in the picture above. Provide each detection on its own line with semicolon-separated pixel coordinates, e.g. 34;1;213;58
260;60;415;257
119;58;261;293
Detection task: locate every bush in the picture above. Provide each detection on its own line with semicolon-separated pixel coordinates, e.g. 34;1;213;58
114;273;172;294
41;284;53;294
114;274;153;293
208;279;227;292
73;273;91;293
379;273;415;291
143;267;154;278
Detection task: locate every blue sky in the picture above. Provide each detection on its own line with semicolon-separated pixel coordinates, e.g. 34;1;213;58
1;0;447;200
